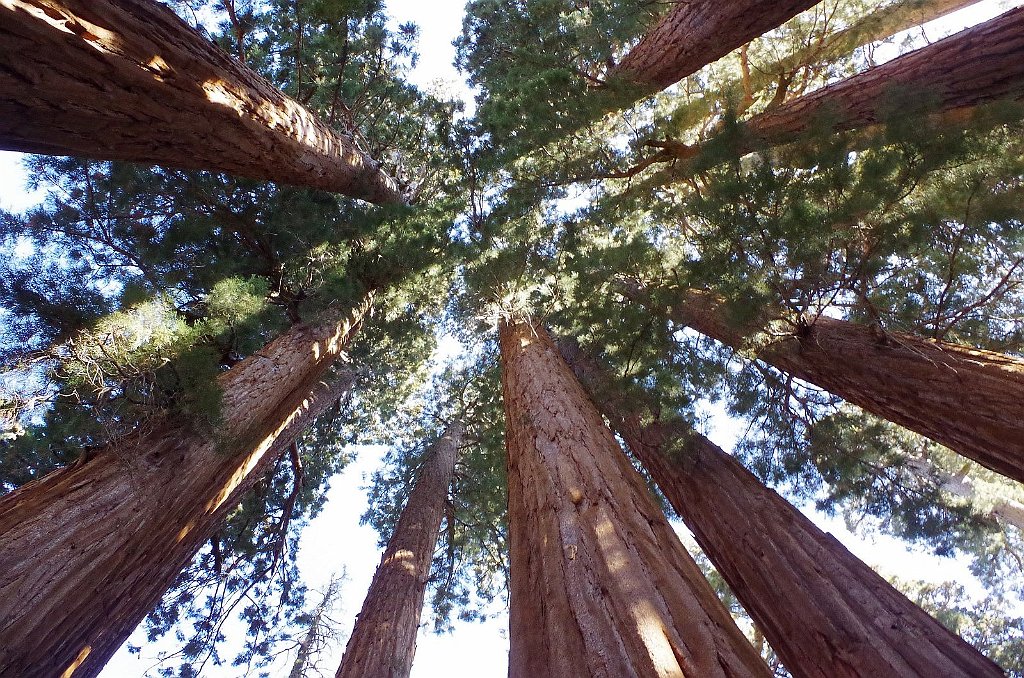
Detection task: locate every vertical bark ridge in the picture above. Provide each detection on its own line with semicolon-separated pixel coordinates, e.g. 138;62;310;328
0;298;371;678
638;286;1024;485
610;0;822;93
499;320;771;678
0;0;403;204
559;339;1006;678
336;423;462;678
745;6;1024;144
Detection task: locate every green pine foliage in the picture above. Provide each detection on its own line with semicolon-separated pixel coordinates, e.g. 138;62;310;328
456;0;658;159
362;361;508;630
3;0;1024;673
1;0;464;670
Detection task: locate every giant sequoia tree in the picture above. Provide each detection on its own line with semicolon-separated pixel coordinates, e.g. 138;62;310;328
628;286;1024;484
0;305;366;676
0;0;405;204
2;0;1024;676
337;424;462;678
559;339;1004;678
499;320;770;677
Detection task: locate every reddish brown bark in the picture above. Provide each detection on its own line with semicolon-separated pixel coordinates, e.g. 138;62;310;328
336;424;462;678
667;0;979;132
746;6;1024;144
611;0;821;92
559;341;1006;678
0;0;403;205
499;320;770;678
0;300;370;678
644;287;1024;485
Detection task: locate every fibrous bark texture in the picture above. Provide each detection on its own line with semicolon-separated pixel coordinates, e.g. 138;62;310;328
0;0;403;204
559;341;1005;678
758;0;979;97
0;300;369;678
336;424;462;678
611;0;821;92
669;0;979;130
499;320;771;678
655;287;1024;485
746;5;1024;143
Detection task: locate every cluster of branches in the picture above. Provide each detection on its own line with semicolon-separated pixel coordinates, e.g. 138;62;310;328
2;0;1024;676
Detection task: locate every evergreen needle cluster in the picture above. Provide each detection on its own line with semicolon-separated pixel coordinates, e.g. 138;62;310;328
1;0;1024;676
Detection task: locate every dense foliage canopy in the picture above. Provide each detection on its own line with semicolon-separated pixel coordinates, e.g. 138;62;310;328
2;0;1024;675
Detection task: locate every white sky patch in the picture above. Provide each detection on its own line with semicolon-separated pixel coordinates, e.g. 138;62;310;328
0;151;45;213
867;0;1022;64
552;184;598;217
432;332;466;365
386;0;476;112
11;237;34;260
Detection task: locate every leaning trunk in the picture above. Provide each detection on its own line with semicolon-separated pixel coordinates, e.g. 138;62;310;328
767;0;981;89
610;0;821;93
336;424;462;678
644;286;1024;485
0;300;370;678
0;0;403;204
559;341;1006;678
669;0;980;131
499;320;770;678
745;6;1024;145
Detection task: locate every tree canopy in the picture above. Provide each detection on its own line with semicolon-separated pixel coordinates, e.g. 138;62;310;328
2;0;1024;675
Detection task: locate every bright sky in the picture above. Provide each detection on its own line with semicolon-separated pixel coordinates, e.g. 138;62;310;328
0;0;1015;676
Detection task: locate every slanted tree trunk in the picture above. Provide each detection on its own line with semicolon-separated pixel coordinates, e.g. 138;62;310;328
499;320;771;678
610;0;821;93
336;424;462;678
791;0;978;72
634;285;1024;485
559;340;1006;678
0;0;403;205
669;0;979;131
746;6;1024;144
756;0;979;103
0;299;370;678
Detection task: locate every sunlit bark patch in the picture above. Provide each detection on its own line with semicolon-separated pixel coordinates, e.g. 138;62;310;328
0;0;403;202
500;319;770;678
59;645;90;678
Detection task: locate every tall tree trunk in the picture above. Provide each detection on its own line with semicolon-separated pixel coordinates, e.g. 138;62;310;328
610;0;822;93
0;299;370;678
0;0;403;205
336;424;462;678
559;340;1006;678
745;5;1024;145
758;0;980;103
670;0;980;131
634;285;1024;485
289;577;343;678
499;320;771;678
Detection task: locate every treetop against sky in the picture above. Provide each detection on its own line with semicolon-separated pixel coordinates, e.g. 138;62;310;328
1;0;1024;676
